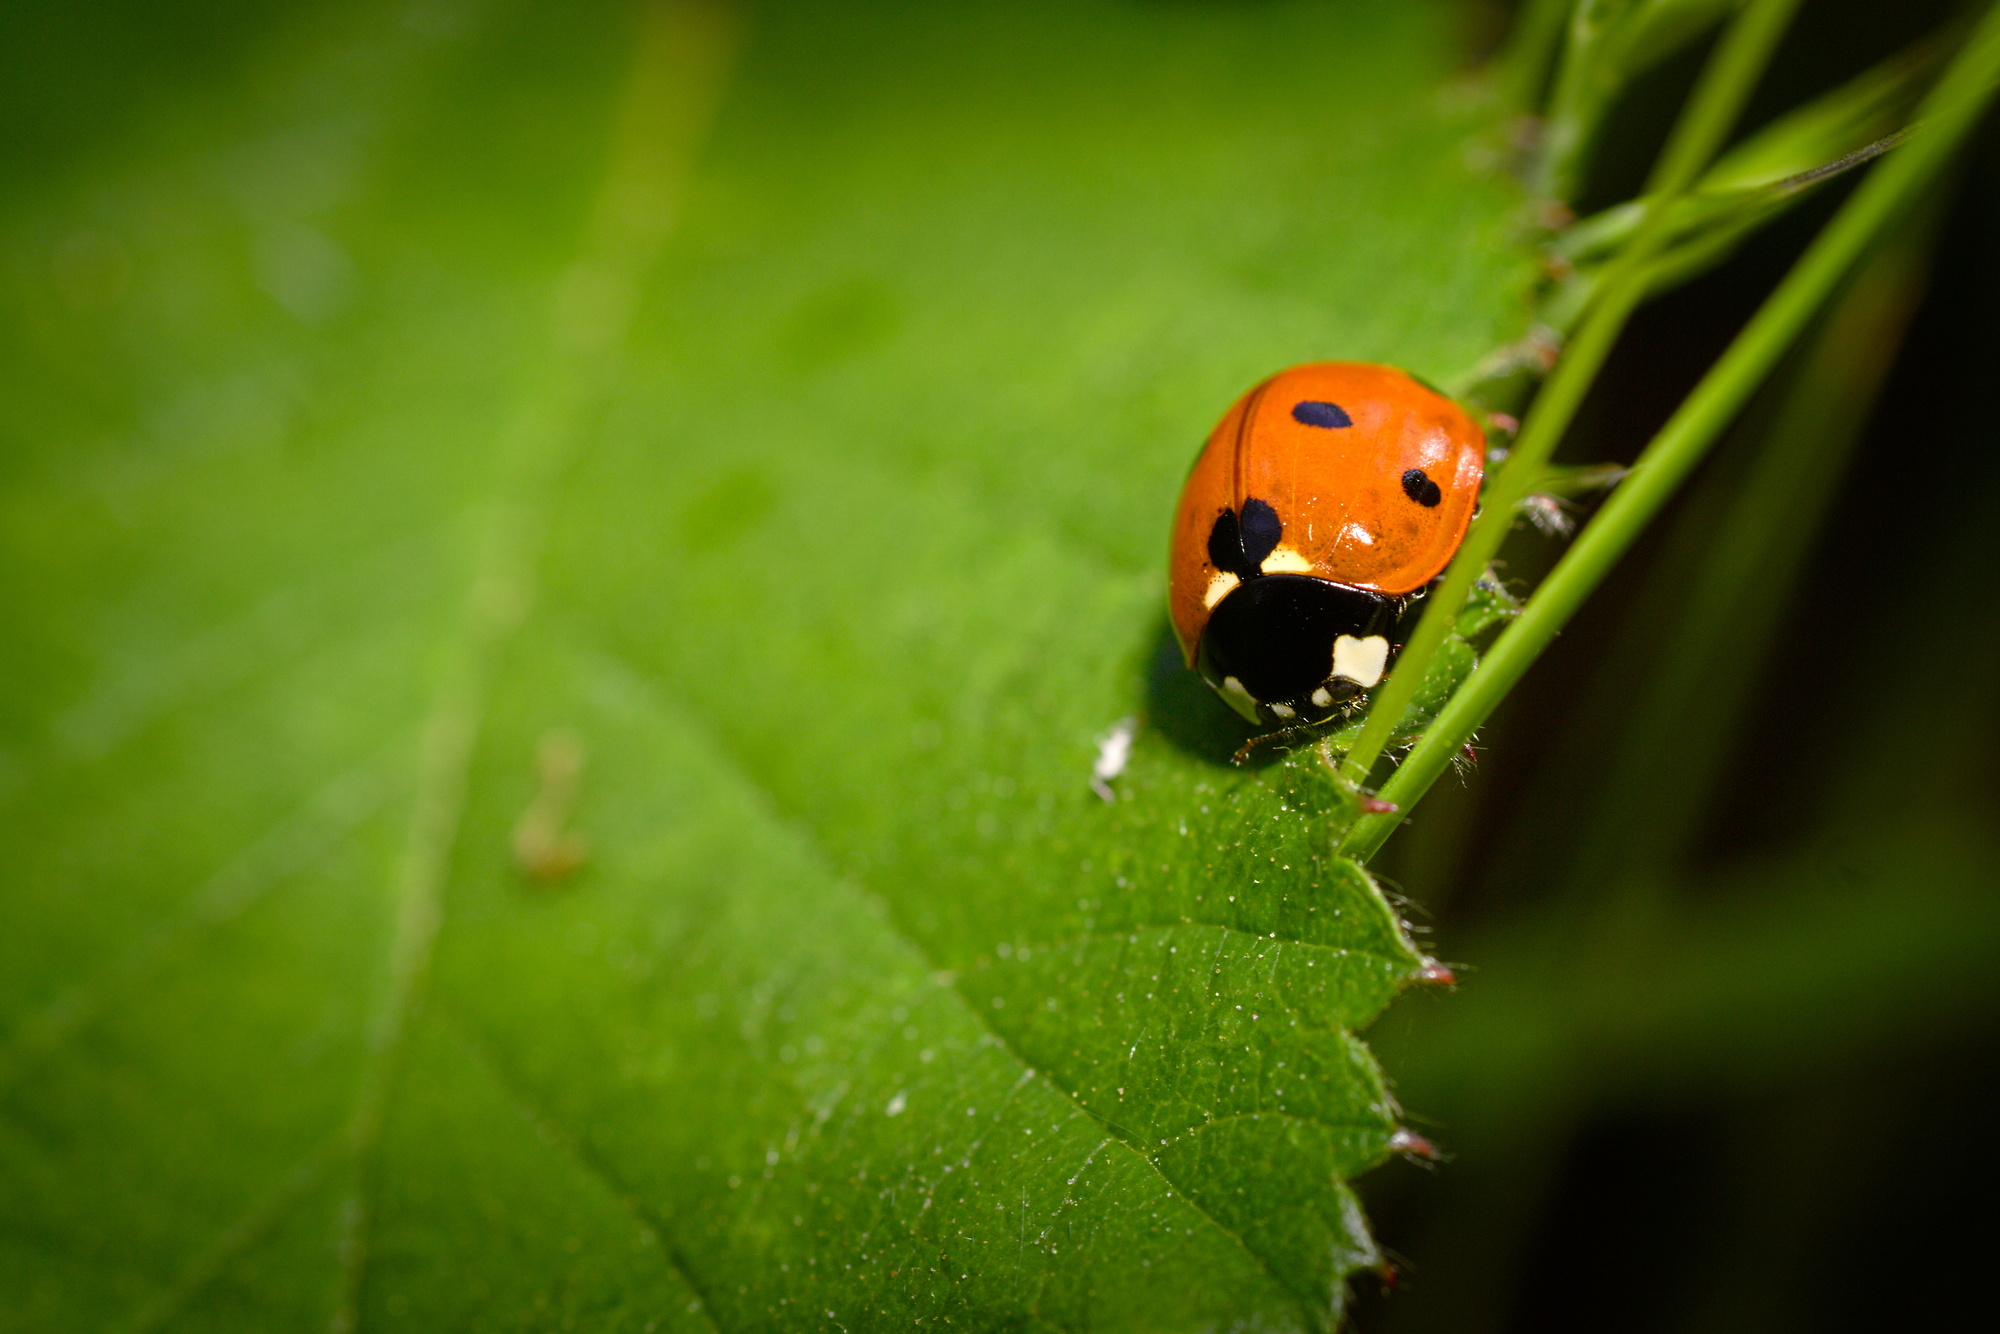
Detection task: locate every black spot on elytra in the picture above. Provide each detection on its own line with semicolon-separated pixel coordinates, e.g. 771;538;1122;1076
1292;400;1352;429
1402;467;1443;507
1207;509;1244;574
1206;498;1283;578
1239;498;1281;566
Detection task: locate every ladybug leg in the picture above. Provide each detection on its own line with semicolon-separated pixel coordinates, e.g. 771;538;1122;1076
1231;723;1315;767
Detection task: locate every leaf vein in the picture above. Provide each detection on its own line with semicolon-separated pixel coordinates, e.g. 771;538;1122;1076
328;7;739;1326
438;1008;728;1334
599;650;1309;1320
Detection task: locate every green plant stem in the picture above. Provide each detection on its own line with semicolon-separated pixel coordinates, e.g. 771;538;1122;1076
1536;0;1740;202
1499;0;1576;110
1337;0;1803;790
1343;1;2000;863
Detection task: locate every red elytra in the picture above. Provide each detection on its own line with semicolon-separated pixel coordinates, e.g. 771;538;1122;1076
1168;362;1484;725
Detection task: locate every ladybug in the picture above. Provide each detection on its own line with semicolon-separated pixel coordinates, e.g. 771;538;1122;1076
1169;362;1484;727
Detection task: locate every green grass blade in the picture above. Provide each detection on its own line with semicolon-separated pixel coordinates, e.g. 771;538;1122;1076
1344;0;2000;861
1536;0;1741;201
1498;0;1580;109
1337;0;1803;792
1539;25;1950;330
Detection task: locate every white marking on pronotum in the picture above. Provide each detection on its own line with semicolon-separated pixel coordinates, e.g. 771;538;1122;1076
1260;546;1314;575
1310;686;1334;709
1202;570;1240;608
1218;675;1262;723
1090;716;1137;802
885;1090;907;1116
1332;634;1390;688
1269;702;1296;720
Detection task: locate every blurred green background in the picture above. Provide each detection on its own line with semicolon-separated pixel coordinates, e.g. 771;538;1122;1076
2;0;1996;1330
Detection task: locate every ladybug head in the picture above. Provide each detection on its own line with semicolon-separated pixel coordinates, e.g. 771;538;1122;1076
1196;495;1401;727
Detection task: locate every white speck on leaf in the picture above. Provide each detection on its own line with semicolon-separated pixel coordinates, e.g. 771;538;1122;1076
1091;716;1136;801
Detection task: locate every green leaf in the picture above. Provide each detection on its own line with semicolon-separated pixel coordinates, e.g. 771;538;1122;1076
0;0;1534;1328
